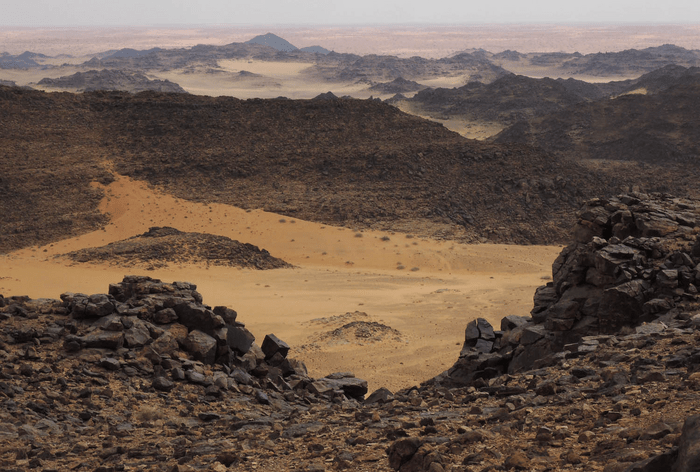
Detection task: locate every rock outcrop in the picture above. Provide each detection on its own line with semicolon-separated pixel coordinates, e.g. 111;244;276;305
435;193;700;387
62;226;292;269
37;69;187;93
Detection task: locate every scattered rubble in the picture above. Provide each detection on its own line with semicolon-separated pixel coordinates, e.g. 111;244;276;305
3;194;700;471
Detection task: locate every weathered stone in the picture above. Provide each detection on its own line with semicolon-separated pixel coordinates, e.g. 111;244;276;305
317;376;368;399
388;437;422;470
673;414;700;472
150;331;179;356
84;294;116;317
124;322;152;348
152;376;174;392
99;357;120;371
82;331;124;350
531;284;558;314
261;333;290;359
501;315;531;331
213;306;237;324
92;314;124;331
636;216;678;237
465;320;480;342
182;330;217;364
519;325;546;345
153;308;178;324
622;449;678;472
226;325;255;354
599;280;649;331
173;302;225;334
365;387;394;404
504;450;530;470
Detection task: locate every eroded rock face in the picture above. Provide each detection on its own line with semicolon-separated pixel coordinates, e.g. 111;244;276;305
435;194;700;389
536;194;700;336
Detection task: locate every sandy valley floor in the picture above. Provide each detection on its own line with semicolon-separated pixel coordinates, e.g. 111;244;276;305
0;175;560;393
0;25;597;392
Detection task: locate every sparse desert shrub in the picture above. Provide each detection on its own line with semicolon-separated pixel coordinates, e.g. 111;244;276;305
135;406;165;422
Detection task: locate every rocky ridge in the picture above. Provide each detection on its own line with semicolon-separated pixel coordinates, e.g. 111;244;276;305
401;65;700;132
492;74;700;163
2;84;647;253
37;70;187;94
369;77;428;94
61;226;292;270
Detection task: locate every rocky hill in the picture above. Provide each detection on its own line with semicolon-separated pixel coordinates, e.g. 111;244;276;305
0;51;44;69
400;64;700;131
489;44;700;77
369;77;427;94
4;195;700;471
406;74;589;125
37;69;187;93
61;226;292;269
493;75;700;163
3;84;700;254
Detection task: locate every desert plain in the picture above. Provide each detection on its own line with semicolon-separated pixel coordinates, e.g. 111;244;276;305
0;172;558;393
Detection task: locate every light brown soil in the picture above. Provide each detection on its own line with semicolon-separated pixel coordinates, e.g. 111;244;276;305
0;174;559;393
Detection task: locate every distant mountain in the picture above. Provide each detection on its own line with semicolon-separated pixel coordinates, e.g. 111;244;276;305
102;48;163;60
37;69;186;94
369;77;426;93
245;33;298;52
0;51;41;69
300;45;330;55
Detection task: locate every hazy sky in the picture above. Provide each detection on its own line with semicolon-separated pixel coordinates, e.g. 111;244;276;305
3;0;700;26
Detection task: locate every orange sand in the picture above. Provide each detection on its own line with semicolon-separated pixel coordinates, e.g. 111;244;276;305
0;175;560;392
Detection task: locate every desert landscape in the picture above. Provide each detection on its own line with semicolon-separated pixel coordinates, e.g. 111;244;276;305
3;24;700;471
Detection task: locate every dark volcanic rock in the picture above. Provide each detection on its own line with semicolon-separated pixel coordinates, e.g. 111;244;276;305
4;85;697;254
37;69;187;93
434;193;700;389
2;260;700;471
182;330;218;364
261;333;290;359
494;72;700;164
63;226;292;270
674;415;700;472
369;77;427;94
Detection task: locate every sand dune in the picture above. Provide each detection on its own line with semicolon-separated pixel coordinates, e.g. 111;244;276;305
0;174;559;392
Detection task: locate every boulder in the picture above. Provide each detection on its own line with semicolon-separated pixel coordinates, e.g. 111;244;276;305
182;330;217;364
173;302;225;334
226;325;255;354
82;331;124;350
674;415;700;472
261;333;290;359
